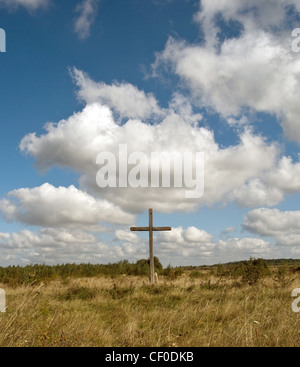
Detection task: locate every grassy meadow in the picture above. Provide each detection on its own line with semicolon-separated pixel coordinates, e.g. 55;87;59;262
1;258;300;347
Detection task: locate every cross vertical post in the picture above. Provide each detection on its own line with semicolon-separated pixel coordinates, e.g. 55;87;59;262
149;209;154;284
130;208;172;284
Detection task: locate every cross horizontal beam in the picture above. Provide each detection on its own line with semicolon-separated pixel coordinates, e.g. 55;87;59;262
130;227;172;232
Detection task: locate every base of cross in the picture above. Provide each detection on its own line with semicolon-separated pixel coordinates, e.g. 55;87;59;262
151;272;159;284
130;209;172;284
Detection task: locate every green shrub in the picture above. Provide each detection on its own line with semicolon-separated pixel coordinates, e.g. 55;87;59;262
162;266;184;280
273;262;294;287
237;258;270;285
189;270;204;279
107;286;134;299
58;286;97;301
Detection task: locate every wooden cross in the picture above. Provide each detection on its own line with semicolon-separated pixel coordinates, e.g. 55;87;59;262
130;209;172;284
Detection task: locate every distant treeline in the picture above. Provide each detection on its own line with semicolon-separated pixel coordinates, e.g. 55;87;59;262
1;257;300;287
0;257;184;286
183;258;300;270
223;258;300;267
187;258;300;285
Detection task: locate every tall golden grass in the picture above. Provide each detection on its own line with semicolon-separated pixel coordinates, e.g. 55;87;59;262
1;271;300;347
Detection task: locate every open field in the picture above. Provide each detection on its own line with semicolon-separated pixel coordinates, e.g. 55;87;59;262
1;261;300;347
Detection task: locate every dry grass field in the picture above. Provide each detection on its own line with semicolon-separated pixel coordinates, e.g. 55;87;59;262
1;265;300;347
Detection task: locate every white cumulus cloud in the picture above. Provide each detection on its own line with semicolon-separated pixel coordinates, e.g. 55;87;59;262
153;1;300;144
243;208;300;237
243;208;300;247
71;68;163;120
0;183;134;228
20;91;298;212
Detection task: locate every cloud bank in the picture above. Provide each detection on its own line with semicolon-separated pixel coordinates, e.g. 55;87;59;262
0;224;273;267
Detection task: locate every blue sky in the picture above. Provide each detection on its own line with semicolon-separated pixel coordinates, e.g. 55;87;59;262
1;0;300;267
